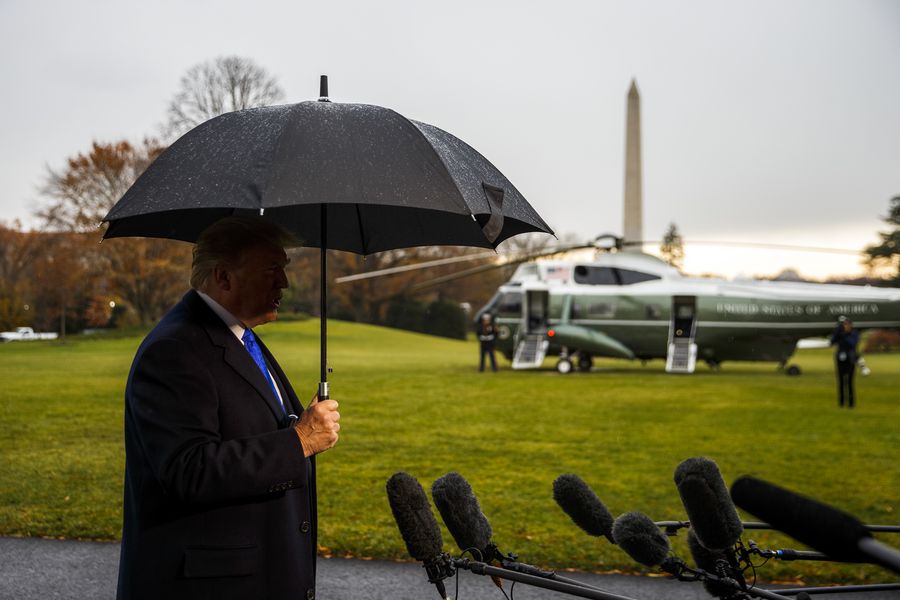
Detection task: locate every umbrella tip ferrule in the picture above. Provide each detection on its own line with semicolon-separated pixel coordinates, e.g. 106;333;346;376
318;75;331;102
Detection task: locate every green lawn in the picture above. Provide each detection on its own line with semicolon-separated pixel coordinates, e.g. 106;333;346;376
1;320;897;584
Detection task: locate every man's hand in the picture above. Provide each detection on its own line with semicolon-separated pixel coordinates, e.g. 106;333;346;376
294;395;340;457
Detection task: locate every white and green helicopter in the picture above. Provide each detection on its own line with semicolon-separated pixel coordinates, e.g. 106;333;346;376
475;241;900;374
337;234;900;375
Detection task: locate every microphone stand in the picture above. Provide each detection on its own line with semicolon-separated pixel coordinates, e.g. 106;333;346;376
485;543;613;594
774;583;900;595
747;540;862;563
655;521;900;536
660;557;792;600
445;556;640;600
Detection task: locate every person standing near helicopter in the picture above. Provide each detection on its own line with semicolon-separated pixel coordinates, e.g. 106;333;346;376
478;312;498;372
830;316;860;408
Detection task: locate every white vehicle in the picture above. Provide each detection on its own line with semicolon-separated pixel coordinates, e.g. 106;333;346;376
0;327;59;342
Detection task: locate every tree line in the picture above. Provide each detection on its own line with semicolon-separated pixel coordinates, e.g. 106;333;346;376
2;57;898;335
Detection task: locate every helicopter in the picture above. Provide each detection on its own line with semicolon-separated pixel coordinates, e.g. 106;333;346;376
471;238;900;374
336;233;900;375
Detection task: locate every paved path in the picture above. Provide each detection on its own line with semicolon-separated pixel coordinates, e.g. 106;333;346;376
0;537;896;599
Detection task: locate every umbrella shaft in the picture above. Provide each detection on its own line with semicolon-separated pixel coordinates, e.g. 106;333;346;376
320;206;329;399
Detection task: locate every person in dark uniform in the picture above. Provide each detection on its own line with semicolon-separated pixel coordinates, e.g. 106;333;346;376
478;313;498;372
830;316;860;408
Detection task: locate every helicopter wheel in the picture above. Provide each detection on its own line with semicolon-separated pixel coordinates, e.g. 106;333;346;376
785;364;802;376
556;358;573;374
578;354;593;372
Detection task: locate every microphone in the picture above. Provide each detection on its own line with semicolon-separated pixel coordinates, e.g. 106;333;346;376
553;474;616;543
613;513;790;600
687;529;741;599
433;472;602;589
386;472;453;600
731;476;900;574
674;457;743;551
611;512;671;568
431;472;496;561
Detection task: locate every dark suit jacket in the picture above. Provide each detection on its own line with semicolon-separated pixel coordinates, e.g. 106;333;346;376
117;290;317;600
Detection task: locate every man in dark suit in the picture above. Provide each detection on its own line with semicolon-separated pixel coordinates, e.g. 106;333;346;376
116;217;341;600
830;316;860;408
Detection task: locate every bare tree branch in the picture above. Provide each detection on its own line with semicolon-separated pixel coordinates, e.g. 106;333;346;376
165;56;285;138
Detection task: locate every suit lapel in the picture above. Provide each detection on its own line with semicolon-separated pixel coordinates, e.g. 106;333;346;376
186;291;288;423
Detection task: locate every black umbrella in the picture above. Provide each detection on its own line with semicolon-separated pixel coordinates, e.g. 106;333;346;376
103;77;553;398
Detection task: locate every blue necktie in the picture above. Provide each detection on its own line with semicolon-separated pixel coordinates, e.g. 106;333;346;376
242;328;285;414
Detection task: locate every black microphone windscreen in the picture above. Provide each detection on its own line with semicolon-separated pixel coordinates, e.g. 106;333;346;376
730;476;870;562
431;472;493;555
612;512;671;568
687;529;736;599
386;472;444;561
553;474;615;541
674;457;743;551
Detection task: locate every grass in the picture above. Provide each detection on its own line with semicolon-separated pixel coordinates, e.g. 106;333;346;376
0;320;898;585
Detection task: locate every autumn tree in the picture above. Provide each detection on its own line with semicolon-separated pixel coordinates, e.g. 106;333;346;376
40;140;164;232
165;56;285;138
40;140;191;326
31;232;97;339
660;222;685;270
104;237;192;325
864;195;900;282
0;222;44;330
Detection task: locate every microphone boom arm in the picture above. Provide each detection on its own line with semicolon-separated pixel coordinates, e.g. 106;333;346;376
449;556;639;600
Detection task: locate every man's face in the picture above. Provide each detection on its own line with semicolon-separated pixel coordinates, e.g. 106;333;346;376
218;242;290;328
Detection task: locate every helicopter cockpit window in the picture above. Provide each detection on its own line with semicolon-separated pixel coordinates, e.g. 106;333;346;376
574;266;618;285
496;292;522;317
617;269;662;285
575;266;662;285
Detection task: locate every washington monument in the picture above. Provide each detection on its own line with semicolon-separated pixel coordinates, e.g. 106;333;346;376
623;79;643;251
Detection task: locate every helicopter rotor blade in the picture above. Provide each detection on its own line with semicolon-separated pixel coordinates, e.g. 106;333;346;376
336;240;595;285
334;251;499;284
678;240;861;255
619;237;861;255
337;234;863;298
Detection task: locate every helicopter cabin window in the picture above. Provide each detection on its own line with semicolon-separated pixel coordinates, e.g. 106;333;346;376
572;301;615;319
496;292;522;318
574;266;661;285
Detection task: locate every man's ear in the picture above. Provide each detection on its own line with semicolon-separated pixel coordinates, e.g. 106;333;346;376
212;265;232;291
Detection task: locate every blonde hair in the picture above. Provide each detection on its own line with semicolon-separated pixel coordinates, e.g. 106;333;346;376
191;217;299;289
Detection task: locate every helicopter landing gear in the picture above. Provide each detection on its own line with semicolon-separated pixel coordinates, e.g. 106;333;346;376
578;354;593;372
778;361;802;376
556;358;574;374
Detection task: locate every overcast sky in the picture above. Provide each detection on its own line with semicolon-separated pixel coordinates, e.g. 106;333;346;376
2;0;898;278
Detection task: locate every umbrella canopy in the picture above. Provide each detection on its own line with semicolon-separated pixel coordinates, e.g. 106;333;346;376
104;101;551;252
103;88;553;397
